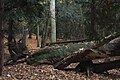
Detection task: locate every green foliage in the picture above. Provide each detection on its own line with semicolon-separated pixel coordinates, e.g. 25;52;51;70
27;43;87;64
55;0;120;40
4;0;120;41
4;0;43;21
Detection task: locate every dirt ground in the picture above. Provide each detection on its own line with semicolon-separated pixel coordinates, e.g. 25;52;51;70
1;35;120;80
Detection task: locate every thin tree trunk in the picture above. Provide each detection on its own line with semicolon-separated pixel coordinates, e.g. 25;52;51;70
8;20;15;58
22;27;27;49
50;0;56;42
41;21;49;48
80;4;85;39
28;29;32;39
37;25;40;47
0;0;3;76
90;0;98;40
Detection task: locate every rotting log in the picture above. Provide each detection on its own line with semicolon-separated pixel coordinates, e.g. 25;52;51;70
27;43;89;65
27;36;120;66
74;59;120;77
46;39;88;46
27;36;120;75
54;49;109;69
97;32;120;48
75;59;120;73
93;59;120;73
54;47;120;69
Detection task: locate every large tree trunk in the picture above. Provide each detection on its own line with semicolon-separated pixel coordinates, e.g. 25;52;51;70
50;0;56;42
0;0;3;76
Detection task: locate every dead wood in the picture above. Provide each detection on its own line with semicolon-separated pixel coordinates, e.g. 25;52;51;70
75;60;120;76
54;49;109;69
46;39;88;46
54;47;120;69
96;33;120;48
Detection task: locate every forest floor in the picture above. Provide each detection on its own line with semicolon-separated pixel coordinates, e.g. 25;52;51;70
1;35;120;80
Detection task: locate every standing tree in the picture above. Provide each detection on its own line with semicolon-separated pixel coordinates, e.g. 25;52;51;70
50;0;56;42
0;0;3;76
37;25;40;47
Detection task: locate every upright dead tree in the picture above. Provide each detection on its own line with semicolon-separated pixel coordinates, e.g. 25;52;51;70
0;0;4;76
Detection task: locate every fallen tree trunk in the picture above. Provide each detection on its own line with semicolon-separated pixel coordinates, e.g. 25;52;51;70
54;46;120;69
74;59;120;76
46;39;88;46
54;49;117;69
27;35;120;74
96;32;120;48
27;43;88;65
27;36;120;65
93;59;120;73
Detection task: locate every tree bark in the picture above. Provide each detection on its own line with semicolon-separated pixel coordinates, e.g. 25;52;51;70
75;60;120;76
41;20;49;48
37;25;40;47
8;20;15;58
54;49;109;69
93;59;120;73
90;0;98;40
50;0;56;42
22;26;27;49
28;29;32;39
0;0;3;76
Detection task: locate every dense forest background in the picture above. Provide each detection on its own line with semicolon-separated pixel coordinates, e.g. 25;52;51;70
3;0;120;41
0;0;120;79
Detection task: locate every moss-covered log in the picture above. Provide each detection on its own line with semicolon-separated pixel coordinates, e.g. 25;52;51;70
27;36;120;75
27;36;120;65
27;43;88;65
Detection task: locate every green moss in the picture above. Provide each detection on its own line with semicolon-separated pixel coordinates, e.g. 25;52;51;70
27;43;87;64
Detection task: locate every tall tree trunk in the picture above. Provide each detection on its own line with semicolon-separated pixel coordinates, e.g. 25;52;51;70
80;4;85;39
90;0;98;40
41;21;49;48
50;0;56;42
0;0;3;76
22;27;27;49
37;25;40;47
